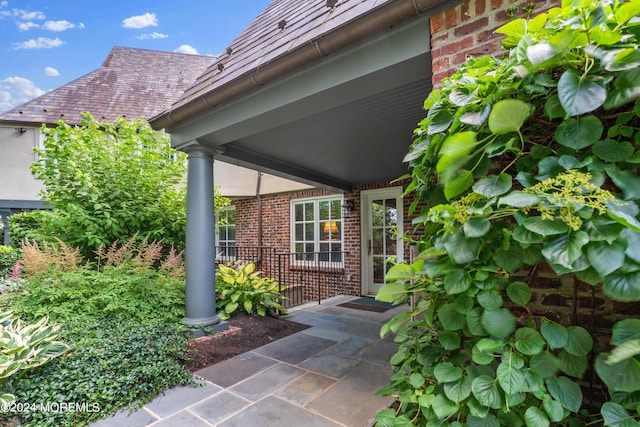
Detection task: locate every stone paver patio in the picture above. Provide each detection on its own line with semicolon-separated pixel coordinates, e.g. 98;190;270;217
90;296;406;427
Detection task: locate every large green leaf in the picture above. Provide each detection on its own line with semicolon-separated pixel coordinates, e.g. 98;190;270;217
608;200;640;232
541;231;589;269
472;375;504;409
474;174;512;198
515;327;545;355
467;414;500;427
439;330;462;350
524;406;550;427
564;326;593;356
440;303;466;331
428;108;454;135
557;69;607;116
434;362;464;383
377;282;407;303
507;281;532;305
444;376;473;403
498;191;542;208
546;376;583;412
497;361;524;394
554;115;603;150
541;319;569;349
593;139;634;163
464;217;491;238
586;240;626;276
481;308;516;339
611;319;640;345
478;290;503;310
444;170;474;200
513;226;544;244
467;308;488;336
432;394;459;419
531;351;559;378
558;351;588;378
523;217;568;236
494;246;524;273
601;402;640;427
542;395;565;423
595;353;640;393
603;271;640;302
488;100;533;134
443;232;480;264
437;131;478;173
444;269;472;295
606;167;640;200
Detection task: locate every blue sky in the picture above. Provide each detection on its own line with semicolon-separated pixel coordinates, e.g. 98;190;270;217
0;0;271;112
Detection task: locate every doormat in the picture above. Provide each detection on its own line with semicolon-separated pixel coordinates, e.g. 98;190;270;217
338;297;394;313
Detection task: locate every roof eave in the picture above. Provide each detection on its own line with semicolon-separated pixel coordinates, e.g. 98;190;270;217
150;0;456;131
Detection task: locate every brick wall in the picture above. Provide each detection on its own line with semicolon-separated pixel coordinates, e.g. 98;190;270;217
430;0;559;86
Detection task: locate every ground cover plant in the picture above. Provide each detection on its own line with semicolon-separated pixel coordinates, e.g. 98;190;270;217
376;0;640;425
0;239;192;427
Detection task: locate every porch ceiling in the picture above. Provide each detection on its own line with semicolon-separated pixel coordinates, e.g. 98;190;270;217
168;17;432;193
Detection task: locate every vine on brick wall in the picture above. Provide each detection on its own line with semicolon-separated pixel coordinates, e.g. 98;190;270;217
376;0;640;425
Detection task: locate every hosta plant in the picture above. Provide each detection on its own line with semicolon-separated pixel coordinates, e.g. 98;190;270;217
216;262;287;319
0;309;68;407
377;0;640;425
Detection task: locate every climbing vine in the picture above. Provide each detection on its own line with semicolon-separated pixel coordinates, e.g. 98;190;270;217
376;0;640;425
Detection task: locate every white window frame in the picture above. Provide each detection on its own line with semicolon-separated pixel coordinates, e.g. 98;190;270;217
290;195;344;267
216;206;236;261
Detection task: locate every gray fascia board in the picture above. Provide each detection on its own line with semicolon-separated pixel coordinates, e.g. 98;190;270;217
168;17;431;147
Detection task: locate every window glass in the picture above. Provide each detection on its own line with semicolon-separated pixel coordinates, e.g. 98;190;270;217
291;196;344;265
217;207;236;258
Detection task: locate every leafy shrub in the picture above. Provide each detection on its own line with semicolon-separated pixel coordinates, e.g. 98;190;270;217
377;0;640;425
7;210;57;249
0;246;19;277
0;309;68;407
2;318;192;427
216;262;286;319
7;266;185;324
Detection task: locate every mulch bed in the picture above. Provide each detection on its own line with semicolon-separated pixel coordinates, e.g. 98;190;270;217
183;312;309;372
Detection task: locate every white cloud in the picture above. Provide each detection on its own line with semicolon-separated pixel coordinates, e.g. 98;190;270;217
17;21;38;31
173;44;198;55
44;67;59;77
138;31;168;40
0;76;45;113
42;20;84;31
13;37;65;50
14;9;45;21
122;12;157;29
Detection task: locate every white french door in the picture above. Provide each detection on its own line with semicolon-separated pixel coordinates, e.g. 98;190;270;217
360;187;403;296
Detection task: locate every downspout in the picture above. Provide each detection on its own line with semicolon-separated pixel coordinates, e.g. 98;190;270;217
256;171;263;248
151;0;461;130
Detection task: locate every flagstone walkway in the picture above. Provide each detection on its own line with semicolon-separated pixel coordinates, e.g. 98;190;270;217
91;296;406;427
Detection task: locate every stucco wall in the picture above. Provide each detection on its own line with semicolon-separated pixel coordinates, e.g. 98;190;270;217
0;125;44;201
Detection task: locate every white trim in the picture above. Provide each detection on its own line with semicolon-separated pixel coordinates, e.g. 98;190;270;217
360;186;404;296
290;195;344;267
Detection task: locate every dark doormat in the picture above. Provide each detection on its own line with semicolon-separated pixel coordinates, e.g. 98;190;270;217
338;297;394;313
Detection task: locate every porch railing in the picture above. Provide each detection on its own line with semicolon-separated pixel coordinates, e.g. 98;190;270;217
215;246;347;308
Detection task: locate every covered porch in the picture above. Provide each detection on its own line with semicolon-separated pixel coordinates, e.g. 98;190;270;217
150;0;461;327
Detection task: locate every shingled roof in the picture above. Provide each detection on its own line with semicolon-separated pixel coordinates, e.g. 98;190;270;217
0;46;215;126
151;0;447;129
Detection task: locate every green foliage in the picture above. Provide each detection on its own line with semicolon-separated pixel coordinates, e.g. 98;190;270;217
216;262;287;320
7;210;57;249
30;113;230;258
1;318;192;427
0;246;19;277
6;265;185;324
379;0;640;425
0;309;69;407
